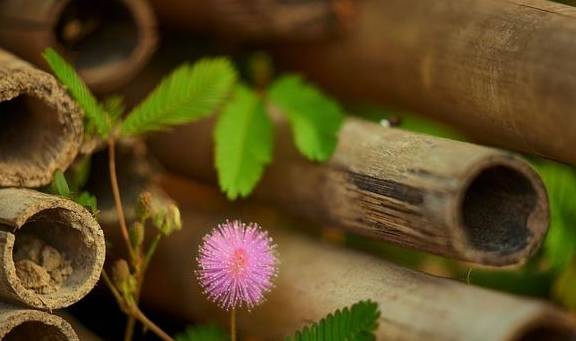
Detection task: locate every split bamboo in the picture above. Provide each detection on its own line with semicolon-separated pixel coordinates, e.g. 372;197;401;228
0;49;82;187
148;117;549;266
140;178;576;341
0;303;78;340
0;189;105;310
0;0;157;92
272;0;576;164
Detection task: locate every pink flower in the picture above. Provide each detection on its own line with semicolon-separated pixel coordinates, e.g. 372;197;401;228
197;220;278;310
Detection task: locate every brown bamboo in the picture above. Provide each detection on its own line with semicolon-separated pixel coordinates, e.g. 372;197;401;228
139;178;576;341
271;0;576;164
0;49;83;187
0;303;78;340
148;0;344;41
148;117;549;266
0;0;157;92
0;189;105;310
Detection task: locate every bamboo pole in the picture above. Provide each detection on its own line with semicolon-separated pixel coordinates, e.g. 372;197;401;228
139;178;576;341
148;117;549;266
0;189;105;310
271;0;576;164
0;303;78;340
0;0;157;92
0;49;82;187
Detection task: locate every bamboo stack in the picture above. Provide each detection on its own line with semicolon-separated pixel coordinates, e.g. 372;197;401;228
0;0;157;92
0;51;105;340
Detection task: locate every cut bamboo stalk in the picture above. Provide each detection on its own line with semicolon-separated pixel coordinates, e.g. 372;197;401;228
0;0;157;92
0;189;105;310
0;49;83;187
0;303;78;340
148;117;549;266
272;0;576;164
148;0;343;41
140;178;576;341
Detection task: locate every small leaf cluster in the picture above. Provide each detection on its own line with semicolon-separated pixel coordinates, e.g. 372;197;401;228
175;325;228;341
285;300;380;341
47;165;97;214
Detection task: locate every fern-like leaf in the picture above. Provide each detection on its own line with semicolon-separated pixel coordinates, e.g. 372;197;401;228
215;85;273;200
175;324;228;341
121;58;237;137
285;300;380;341
42;48;111;137
268;74;344;162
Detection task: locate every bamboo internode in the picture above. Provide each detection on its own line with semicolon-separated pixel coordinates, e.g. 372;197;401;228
0;0;157;92
272;0;576;164
0;189;105;310
0;303;78;340
0;49;82;187
148;118;549;266
140;178;576;341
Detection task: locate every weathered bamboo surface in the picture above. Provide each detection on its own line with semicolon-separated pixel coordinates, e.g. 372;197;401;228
0;189;105;310
148;117;549;266
0;49;82;187
139;178;576;341
0;0;157;92
0;303;78;340
272;0;576;164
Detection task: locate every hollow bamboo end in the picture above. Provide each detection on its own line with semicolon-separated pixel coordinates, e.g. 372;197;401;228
509;307;576;341
0;189;105;309
0;304;79;340
0;50;83;187
452;155;549;266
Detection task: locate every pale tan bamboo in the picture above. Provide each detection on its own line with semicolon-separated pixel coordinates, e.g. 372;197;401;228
139;178;576;341
0;189;105;310
0;302;78;340
0;0;157;92
0;49;82;187
148;117;549;266
272;0;576;164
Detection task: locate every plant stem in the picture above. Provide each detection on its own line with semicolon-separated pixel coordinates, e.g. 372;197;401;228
231;308;237;341
108;138;134;259
124;317;136;341
131;305;174;341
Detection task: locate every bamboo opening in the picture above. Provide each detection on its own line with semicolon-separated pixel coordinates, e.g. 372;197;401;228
54;0;138;72
514;321;575;341
460;165;538;255
0;95;64;173
3;321;68;341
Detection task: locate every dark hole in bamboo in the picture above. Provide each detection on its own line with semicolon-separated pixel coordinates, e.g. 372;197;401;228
515;323;575;341
6;208;94;299
461;165;536;254
0;95;63;169
3;321;68;341
54;0;138;71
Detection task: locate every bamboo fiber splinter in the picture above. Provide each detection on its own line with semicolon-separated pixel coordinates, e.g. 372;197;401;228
0;0;157;92
0;49;82;187
0;302;78;340
272;0;576;164
0;189;105;310
140;179;575;341
148;118;549;266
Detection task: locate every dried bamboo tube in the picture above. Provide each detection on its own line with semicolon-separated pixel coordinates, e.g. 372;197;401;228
140;178;576;341
272;0;576;164
0;303;78;340
148;117;549;266
0;49;82;187
0;0;157;92
0;189;105;310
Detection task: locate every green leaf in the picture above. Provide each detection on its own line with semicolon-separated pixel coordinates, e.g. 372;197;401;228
49;170;71;198
75;191;98;215
268;74;344;161
102;95;125;123
285;300;380;341
214;85;274;200
42;48;111;137
121;58;237;137
175;325;228;341
66;155;92;192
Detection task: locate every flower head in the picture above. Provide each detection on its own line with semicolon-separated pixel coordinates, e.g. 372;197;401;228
197;220;278;310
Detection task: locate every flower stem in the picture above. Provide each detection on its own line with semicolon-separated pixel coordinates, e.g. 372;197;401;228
131;305;174;341
107;138;134;259
231;308;237;341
